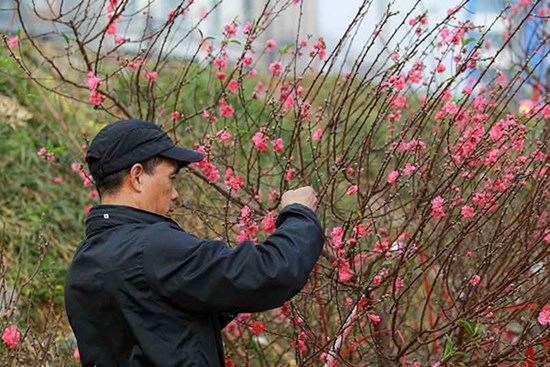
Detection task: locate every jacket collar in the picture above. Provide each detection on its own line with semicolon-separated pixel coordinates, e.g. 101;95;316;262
85;205;179;238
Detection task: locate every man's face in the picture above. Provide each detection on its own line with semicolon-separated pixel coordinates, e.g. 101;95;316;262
140;158;180;217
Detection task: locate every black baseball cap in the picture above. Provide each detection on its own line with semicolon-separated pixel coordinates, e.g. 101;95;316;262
86;119;204;181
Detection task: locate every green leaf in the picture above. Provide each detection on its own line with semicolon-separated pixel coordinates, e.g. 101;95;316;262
457;319;475;336
229;39;241;45
61;32;70;44
474;323;485;336
50;146;66;154
279;43;293;55
0;58;12;68
461;37;475;46
442;335;454;361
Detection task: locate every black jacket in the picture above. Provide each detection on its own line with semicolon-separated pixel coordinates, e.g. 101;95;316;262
64;203;324;366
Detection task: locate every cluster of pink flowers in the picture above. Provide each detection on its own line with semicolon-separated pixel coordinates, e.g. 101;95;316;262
309;38;326;60
142;70;158;83
235;205;258;243
538;309;550;326
290;330;308;354
190;146;220;183
262;212;276;234
2;325;20;349
87;70;105;106
71;162;93;188
218;99;235;118
37;147;56;161
431;196;446;219
252;132;268;151
224;168;244;191
269;61;284;77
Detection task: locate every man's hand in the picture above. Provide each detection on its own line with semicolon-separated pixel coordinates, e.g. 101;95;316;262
281;186;318;211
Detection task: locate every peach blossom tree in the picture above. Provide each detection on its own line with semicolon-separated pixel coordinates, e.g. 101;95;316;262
3;0;550;365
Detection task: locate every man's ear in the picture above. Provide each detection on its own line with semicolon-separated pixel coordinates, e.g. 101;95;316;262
128;163;145;192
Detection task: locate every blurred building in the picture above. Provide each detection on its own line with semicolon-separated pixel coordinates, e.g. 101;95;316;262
0;0;318;64
467;0;548;90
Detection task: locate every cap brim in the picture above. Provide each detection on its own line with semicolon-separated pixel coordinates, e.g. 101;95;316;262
160;145;205;166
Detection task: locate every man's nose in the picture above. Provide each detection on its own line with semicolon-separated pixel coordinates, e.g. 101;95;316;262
172;188;179;201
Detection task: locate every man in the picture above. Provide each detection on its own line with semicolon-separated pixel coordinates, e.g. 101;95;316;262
64;119;325;366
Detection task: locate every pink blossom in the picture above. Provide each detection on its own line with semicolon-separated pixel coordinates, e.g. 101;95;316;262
346;185;358;196
168;8;178;21
115;36;127;44
388;75;406;90
496;70;507;87
285;168;296;182
269;61;284;77
215;129;232;142
312;128;323;141
171;111;181;119
403;163;416;176
251;321;265;334
219;104;234;118
215;72;226;80
214;58;227;69
227;79;239;94
143;70;157;83
71;163;81;172
89;90;104;106
73;347;80;360
431;196;446;218
106;22;117;35
470;274;481;286
353;224;367;238
387;170;399;184
242;56;253;66
87;71;100;91
337;260;354;282
271;138;284;153
262;212;276;234
291;339;307;354
389;94;407;108
223;23;238;38
435;63;446;73
461;205;475;218
2;325;20;349
242;21;252;34
127;57;143;70
538;309;550;326
236;230;248;242
367;314;381;323
226;174;244;191
7;36;19;49
106;0;119;12
330;227;344;248
252;132;268;151
266;39;277;52
53;176;63;184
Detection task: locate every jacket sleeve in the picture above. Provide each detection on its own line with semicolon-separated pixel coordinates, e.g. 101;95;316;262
142;203;325;314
